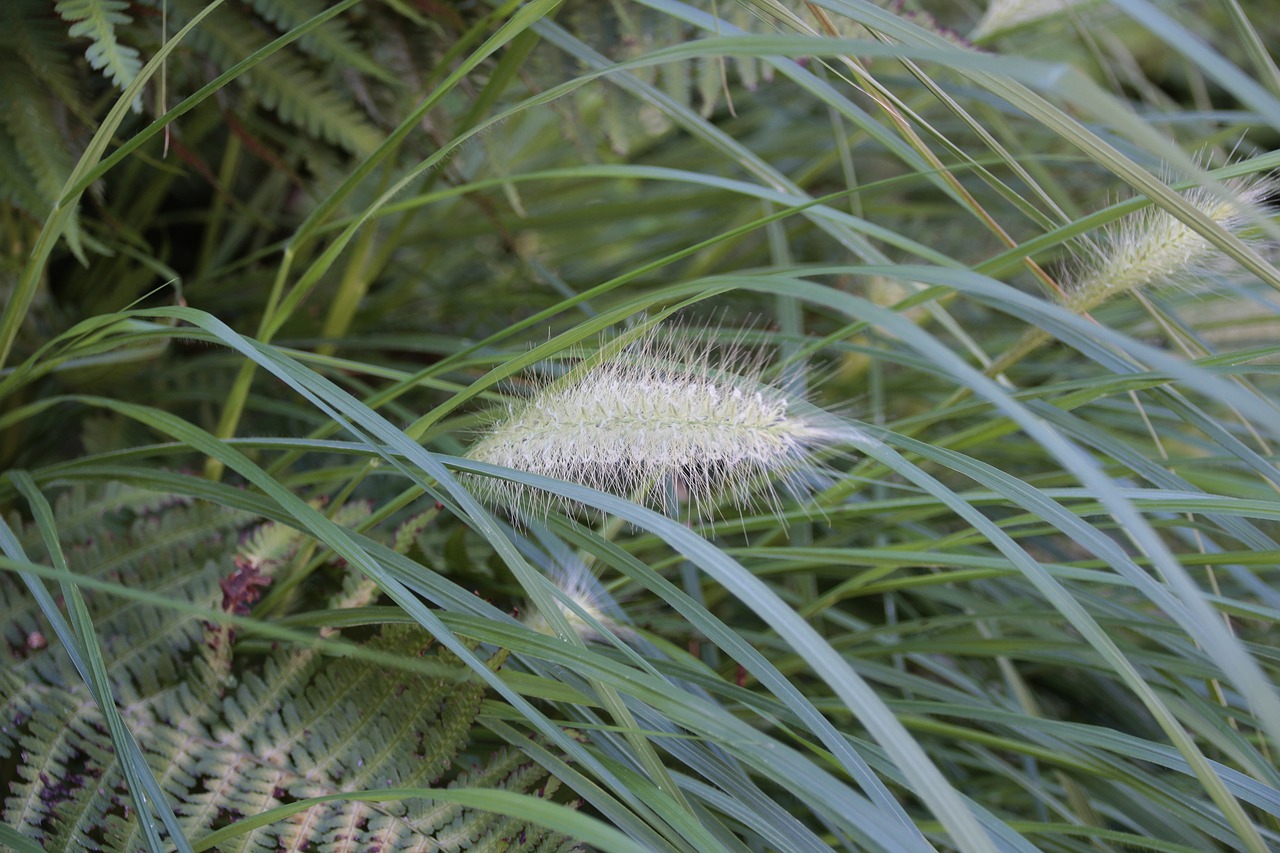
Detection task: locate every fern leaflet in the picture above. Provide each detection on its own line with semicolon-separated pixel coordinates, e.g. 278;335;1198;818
54;0;142;91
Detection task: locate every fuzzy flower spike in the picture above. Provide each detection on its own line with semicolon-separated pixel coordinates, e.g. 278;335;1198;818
1064;176;1276;314
523;559;633;644
466;322;865;522
983;173;1276;381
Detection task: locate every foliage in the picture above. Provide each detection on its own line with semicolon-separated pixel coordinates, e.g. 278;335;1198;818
2;0;1280;851
55;0;143;92
1;484;580;852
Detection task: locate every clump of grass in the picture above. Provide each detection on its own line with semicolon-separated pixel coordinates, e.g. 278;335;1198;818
465;322;865;521
8;2;1280;850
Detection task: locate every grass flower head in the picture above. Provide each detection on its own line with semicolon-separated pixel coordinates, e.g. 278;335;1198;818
466;322;865;522
522;559;632;644
1064;176;1275;313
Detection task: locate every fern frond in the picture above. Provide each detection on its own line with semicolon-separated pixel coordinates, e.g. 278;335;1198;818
470;776;568;852
245;0;397;82
38;481;209;545
542;1;774;151
7;689;118;850
0;56;76;218
250;50;385;155
1;492;245;848
0;128;49;218
2;0;84;122
50;720;142;853
3;487;573;851
424;752;576;852
534;831;587;853
392;505;441;555
238;514;308;571
66;549;233;675
325;564;380;617
176;0;382;155
130;668;230;831
6;502;239;692
53;0;142;91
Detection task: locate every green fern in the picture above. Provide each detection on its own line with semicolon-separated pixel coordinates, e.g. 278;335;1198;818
0;126;53;224
4;0;84;124
542;0;775;153
0;79;63;196
2;484;579;852
0;0;89;250
53;0;142;92
245;0;397;83
174;0;383;156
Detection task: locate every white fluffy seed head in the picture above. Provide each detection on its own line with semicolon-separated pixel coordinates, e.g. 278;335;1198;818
522;560;632;644
465;323;863;522
1065;177;1275;313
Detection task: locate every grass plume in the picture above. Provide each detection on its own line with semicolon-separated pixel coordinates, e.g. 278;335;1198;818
522;559;633;644
979;174;1275;381
1063;177;1275;312
465;323;865;522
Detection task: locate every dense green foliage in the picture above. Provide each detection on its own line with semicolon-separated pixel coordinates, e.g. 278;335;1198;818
3;486;579;852
3;1;1280;851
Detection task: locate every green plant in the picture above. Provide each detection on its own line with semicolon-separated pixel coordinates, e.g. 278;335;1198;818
3;1;1280;851
2;484;584;851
